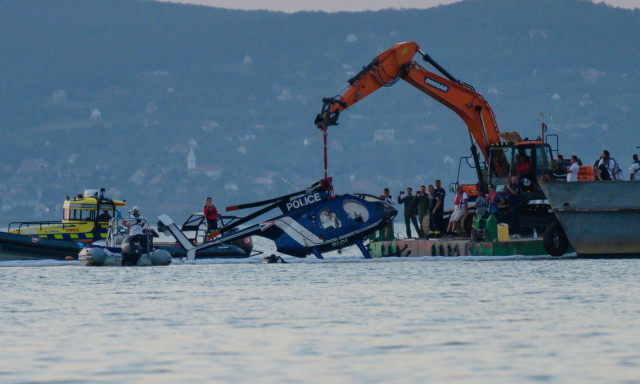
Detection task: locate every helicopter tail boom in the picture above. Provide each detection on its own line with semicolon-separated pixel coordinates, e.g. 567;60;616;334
157;214;196;261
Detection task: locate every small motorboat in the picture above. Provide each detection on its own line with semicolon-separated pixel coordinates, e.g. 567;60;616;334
78;216;171;266
154;212;254;258
9;188;126;243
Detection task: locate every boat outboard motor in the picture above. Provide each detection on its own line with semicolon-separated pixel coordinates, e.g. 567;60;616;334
120;235;143;266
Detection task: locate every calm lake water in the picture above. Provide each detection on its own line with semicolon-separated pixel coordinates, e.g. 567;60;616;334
1;238;640;383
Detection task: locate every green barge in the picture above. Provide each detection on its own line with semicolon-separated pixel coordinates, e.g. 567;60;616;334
367;237;573;258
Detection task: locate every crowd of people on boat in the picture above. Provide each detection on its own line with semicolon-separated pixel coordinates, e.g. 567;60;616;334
381;149;640;240
379;179;449;240
114;150;640;244
560;150;640;182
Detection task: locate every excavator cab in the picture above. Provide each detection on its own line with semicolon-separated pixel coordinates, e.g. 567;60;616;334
487;141;555;199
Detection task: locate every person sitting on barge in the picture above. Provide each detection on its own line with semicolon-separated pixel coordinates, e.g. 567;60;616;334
445;185;468;238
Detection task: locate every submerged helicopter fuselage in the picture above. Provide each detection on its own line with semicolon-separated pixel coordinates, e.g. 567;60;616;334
260;193;397;257
159;184;398;260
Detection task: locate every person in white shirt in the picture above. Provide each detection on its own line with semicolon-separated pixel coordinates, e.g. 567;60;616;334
567;155;580;182
629;154;640;181
445;185;468;238
122;206;148;248
379;188;395;205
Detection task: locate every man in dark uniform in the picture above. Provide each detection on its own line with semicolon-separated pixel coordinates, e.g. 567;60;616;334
415;185;429;238
435;179;446;202
398;187;420;238
428;185;444;238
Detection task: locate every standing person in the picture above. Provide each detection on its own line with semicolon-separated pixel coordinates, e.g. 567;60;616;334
435;179;446;203
445;185;468;238
434;180;446;236
204;197;219;233
378;188;395;240
122;205;148;248
398;187;420;238
379;188;395;205
556;154;570;169
503;176;522;238
553;154;568;179
567;155;580;182
598;150;622;180
487;184;504;215
426;185;436;238
596;158;611;181
428;184;444;238
629;154;640;181
415;185;429;237
473;190;488;228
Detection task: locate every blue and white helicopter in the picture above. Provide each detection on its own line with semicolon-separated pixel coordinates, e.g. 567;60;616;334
158;178;397;260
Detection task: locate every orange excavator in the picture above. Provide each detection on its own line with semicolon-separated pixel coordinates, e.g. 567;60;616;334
315;41;561;234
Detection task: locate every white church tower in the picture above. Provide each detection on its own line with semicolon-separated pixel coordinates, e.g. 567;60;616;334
187;147;196;172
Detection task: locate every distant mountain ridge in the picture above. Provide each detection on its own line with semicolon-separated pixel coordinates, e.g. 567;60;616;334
0;0;638;222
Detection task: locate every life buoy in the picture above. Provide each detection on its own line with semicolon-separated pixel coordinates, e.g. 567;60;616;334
543;222;569;257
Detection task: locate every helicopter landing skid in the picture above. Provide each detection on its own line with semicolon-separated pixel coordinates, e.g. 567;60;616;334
311;248;324;259
355;238;372;259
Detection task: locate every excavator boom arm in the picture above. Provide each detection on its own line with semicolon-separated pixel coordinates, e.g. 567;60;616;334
315;41;501;160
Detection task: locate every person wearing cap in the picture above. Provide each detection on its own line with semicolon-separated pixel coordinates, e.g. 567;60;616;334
122;206;148;247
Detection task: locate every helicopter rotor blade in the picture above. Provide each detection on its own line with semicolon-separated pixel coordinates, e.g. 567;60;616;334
210;199;284;239
225;182;321;212
226;193;298;212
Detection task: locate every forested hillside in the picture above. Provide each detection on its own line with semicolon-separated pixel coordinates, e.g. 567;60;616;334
1;0;638;221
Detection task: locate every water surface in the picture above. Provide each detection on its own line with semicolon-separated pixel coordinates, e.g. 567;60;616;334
1;242;639;383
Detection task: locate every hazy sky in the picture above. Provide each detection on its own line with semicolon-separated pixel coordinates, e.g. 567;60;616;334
156;0;639;12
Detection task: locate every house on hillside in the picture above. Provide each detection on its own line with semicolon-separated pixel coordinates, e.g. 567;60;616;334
192;164;222;180
374;129;395;143
90;108;102;120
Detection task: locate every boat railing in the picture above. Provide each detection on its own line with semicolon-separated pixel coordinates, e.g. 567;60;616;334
8;220;89;233
106;217;157;248
179;213;244;244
